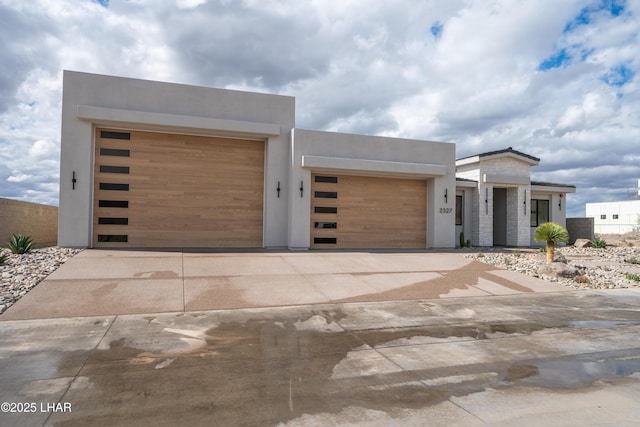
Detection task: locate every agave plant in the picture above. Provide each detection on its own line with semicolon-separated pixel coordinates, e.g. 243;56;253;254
534;222;569;264
7;234;34;254
0;251;8;265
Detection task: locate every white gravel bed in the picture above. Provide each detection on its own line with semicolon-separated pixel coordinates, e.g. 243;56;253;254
464;246;640;290
0;247;82;315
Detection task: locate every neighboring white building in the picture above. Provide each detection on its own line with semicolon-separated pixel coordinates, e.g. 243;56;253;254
586;199;640;234
58;71;576;249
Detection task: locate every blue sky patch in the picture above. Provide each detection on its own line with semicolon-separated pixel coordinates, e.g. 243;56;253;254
564;0;625;33
538;48;571;71
601;65;635;87
430;22;443;39
93;0;109;7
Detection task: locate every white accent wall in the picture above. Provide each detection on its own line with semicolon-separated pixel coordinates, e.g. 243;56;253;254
586;200;640;234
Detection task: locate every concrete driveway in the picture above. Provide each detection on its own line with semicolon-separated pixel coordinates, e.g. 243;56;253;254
1;289;640;426
1;251;640;426
1;249;564;320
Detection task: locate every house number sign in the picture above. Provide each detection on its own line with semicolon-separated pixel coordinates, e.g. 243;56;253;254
440;207;453;213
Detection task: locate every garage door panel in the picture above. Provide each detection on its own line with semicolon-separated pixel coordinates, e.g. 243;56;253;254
311;174;426;249
94;128;264;248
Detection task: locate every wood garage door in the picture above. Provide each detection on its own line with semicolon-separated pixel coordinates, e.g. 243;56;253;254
310;174;426;249
93;128;264;248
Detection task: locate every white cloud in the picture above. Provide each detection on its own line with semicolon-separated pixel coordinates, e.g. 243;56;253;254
0;0;638;214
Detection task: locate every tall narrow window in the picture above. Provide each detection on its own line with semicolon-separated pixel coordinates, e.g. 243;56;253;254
455;195;463;226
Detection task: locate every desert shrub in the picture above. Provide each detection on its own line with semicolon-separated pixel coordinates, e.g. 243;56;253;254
593;238;607;249
7;234;34;254
624;257;640;265
626;273;640;282
0;252;8;265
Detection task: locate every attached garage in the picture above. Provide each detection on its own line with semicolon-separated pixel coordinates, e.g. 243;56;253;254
310;174;427;249
93;128;265;248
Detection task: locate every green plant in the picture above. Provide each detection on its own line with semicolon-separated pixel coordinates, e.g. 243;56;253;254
477;252;485;258
534;222;570;264
626;273;640;282
625;257;640;265
466;240;471;248
459;231;465;248
513;249;522;257
0;252;8;265
593;238;607;249
504;257;512;266
7;234;34;254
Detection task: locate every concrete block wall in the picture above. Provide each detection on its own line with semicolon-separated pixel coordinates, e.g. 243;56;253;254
566;217;595;243
0;198;58;247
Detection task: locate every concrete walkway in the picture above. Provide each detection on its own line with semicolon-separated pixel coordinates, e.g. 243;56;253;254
1;250;564;320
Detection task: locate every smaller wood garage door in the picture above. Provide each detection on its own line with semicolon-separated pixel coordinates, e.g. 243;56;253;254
310;174;427;249
93;128;264;248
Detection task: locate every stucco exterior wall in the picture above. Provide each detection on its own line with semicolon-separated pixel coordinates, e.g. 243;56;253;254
586;200;640;234
59;71;294;248
0;198;58;247
290;129;456;249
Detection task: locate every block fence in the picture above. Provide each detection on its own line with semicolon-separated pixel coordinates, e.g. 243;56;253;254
0;198;58;247
566;217;595;244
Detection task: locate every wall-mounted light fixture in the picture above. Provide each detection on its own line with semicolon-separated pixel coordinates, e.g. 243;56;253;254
444;188;448;204
300;181;304;197
485;188;489;214
277;181;281;198
524;189;527;215
72;171;77;190
559;193;563;210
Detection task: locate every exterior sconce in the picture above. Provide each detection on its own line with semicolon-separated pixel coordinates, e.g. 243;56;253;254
300;181;304;197
485;188;488;214
277;181;280;198
559;193;563;210
72;171;77;190
444;188;448;203
524;189;527;215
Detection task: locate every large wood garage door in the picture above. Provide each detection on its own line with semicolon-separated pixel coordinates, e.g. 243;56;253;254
311;174;426;249
93;128;264;248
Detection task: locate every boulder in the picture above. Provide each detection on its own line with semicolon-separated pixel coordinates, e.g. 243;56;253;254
574;239;593;248
537;262;580;279
553;252;568;264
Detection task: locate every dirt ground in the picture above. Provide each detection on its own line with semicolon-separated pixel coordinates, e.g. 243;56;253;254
595;232;640;247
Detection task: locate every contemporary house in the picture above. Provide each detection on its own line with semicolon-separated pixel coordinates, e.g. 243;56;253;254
58;71;575;250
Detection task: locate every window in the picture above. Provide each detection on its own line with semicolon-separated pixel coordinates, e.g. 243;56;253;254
314;176;338;183
455;195;463;226
314;207;337;214
613;214;619;220
530;199;549;227
100;130;131;140
100;148;130;157
600;214;606;220
314;191;337;198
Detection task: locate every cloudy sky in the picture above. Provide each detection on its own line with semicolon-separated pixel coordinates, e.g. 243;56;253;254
1;0;638;216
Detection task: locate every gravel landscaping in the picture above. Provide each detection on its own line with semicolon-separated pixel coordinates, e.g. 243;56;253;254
465;244;640;290
0;247;81;315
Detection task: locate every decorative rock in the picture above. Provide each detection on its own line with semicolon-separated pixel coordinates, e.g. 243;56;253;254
537;262;580;279
574;239;593;248
553;252;568;264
